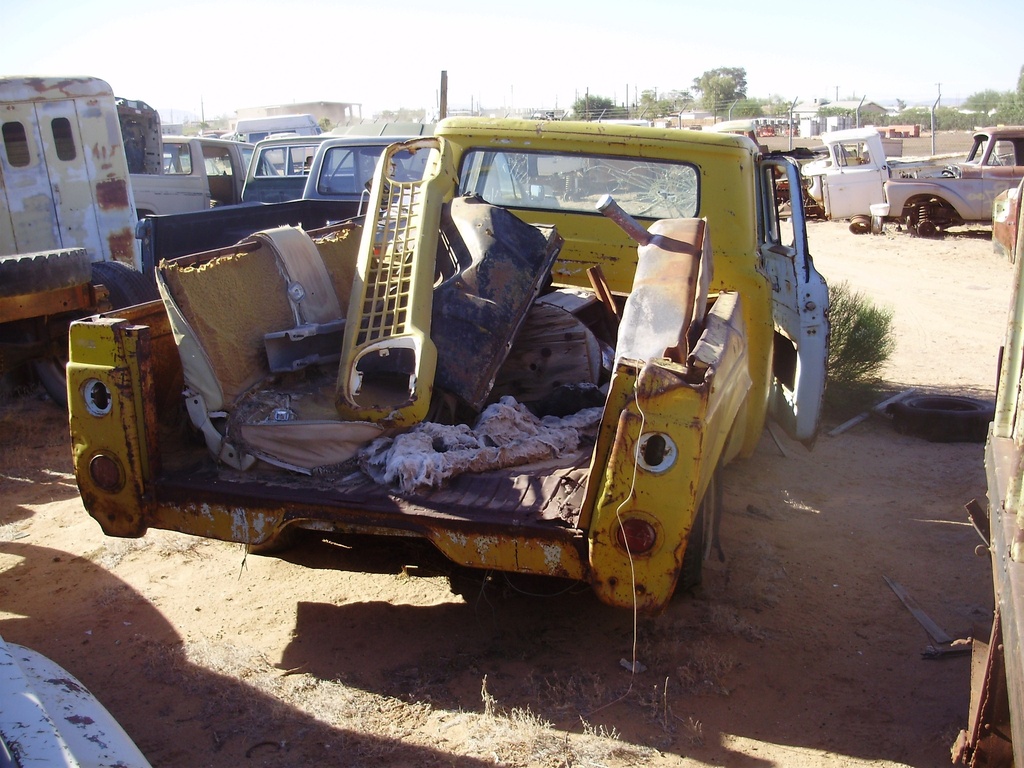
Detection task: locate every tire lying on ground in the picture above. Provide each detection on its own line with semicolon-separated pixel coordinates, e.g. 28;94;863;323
885;395;994;443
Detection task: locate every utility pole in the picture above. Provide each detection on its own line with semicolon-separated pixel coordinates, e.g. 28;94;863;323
439;70;448;120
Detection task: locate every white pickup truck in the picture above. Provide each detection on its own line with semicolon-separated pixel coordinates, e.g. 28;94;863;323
803;126;1024;235
117;97;252;217
130;135;252;217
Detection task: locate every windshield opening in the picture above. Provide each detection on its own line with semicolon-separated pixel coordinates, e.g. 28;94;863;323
457;149;699;219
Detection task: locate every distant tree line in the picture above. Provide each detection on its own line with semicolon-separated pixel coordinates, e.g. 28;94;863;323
571;65;1024;128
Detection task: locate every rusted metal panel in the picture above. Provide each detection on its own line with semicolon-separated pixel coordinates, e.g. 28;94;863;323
0;634;151;767
0;75;140;268
432;196;562;409
0;283;95;323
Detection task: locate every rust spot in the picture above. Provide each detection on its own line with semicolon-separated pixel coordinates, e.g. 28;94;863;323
107;228;135;263
95;177;130;210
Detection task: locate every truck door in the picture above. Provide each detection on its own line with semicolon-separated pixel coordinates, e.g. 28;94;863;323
822;139;887;219
0;100;63;254
34;96;112;259
758;157;830;443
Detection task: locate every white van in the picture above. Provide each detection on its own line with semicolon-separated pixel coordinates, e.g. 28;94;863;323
229;114;322;144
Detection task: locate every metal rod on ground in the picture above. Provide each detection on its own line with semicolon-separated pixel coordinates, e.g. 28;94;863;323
883;575;953;645
827;388;916;437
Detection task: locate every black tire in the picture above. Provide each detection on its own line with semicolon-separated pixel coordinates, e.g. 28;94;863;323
90;261;159;307
680;470;721;593
0;248;92;298
886;395;994;443
32;358;69;408
32;262;157;407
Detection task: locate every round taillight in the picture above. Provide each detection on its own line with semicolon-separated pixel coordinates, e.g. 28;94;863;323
636;432;677;473
83;379;112;417
89;453;124;492
615;517;658;555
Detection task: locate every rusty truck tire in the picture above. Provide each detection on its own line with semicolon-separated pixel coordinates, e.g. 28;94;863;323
0;248;92;298
680;470;721;593
886;395;994;443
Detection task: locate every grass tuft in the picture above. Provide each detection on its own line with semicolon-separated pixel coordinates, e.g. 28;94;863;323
825;280;896;415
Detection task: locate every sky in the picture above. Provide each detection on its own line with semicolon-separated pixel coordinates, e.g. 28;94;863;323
3;0;1022;124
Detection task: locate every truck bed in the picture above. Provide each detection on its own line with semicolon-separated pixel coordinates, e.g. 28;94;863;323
138;198;360;274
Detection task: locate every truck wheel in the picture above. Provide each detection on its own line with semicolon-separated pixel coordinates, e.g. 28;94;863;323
848;216;870;235
32;359;69;408
90;261;159;306
886;395;994;443
33;262;158;408
0;248;92;298
680;470;721;592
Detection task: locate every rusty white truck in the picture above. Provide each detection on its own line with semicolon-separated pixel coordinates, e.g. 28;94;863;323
66;118;829;613
803;126;1024;235
0;76;156;406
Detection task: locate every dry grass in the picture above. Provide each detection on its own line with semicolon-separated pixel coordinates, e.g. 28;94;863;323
91;530;215;569
129;636;654;766
0;391;66;473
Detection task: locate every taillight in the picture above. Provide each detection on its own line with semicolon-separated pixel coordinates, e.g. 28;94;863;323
83;379;112;417
89;453;124;492
615;517;658;554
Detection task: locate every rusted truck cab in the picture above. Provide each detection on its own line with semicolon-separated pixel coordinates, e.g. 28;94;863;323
885;126;1024;236
67;118;828;613
955;176;1024;765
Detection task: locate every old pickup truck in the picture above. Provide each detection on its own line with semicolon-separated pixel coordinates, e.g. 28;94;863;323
118;97;253;217
954;177;1024;766
66;118;828;613
804;126;1024;235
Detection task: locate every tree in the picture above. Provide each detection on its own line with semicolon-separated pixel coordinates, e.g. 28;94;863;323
571;94;620;120
963;90;1005;116
637;88;692;118
691;67;748;116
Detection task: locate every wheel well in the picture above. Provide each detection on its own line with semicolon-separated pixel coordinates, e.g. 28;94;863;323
899;194;960;223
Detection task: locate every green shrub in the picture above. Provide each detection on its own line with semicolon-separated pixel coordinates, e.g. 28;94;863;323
825;280;896;412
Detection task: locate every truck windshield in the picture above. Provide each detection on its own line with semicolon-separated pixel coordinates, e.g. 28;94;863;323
458;149;699;219
316;145;429;196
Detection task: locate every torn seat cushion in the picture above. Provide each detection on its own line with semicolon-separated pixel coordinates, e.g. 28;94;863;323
614;217;712;366
157;224;383;472
158;242;295;411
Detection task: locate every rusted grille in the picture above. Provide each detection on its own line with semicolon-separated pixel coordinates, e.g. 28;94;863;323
357;181;420;344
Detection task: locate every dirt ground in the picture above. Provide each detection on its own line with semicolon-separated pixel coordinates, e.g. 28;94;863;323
0;219;1012;767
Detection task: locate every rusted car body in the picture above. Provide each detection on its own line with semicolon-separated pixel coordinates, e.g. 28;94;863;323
954;178;1024;766
67;119;828;613
993;179;1022;261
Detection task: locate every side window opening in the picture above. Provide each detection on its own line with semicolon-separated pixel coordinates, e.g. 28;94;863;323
2;121;30;167
163;144;193;175
51;117;76;161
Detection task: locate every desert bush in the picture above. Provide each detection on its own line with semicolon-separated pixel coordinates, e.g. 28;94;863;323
825;280;895;412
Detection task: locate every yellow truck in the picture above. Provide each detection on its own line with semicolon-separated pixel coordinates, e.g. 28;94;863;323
67;118;828;613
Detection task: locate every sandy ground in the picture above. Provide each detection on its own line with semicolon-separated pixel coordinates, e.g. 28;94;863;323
0;219;1013;767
